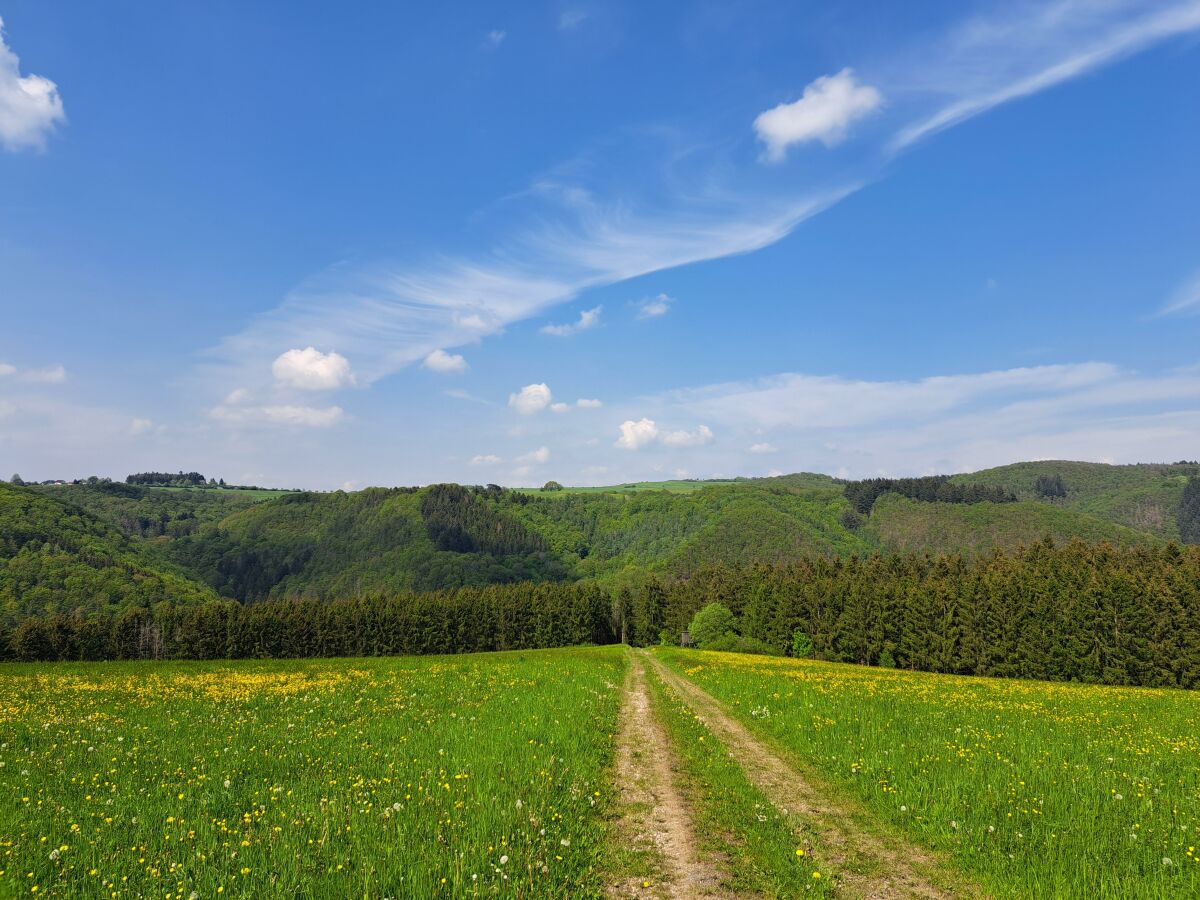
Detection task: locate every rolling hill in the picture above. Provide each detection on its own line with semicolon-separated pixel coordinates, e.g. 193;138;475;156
0;482;219;622
4;460;1195;621
948;460;1199;539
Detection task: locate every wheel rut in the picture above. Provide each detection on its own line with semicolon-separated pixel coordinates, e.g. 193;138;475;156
607;650;734;898
642;651;987;900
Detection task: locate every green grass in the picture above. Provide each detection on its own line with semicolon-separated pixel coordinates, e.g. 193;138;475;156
0;647;625;898
643;660;833;896
655;648;1200;899
147;486;295;500
515;479;746;496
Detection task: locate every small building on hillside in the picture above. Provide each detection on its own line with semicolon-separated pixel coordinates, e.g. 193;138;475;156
680;629;693;648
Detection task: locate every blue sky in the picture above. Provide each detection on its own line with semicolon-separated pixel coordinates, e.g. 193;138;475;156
1;0;1199;489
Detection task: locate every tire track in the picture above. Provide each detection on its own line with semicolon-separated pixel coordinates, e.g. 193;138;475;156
607;650;732;898
643;651;987;900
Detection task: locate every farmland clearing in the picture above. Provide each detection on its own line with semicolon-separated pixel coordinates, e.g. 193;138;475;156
2;646;1198;898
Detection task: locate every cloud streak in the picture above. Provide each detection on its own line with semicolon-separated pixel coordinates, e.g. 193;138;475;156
624;360;1200;478
889;0;1200;151
203;0;1200;419
1158;269;1200;317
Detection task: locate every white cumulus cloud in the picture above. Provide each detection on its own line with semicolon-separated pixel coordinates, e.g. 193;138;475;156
518;446;551;464
0;17;65;152
576;398;603;408
754;68;883;162
509;383;553;415
470;454;502;465
272;347;355;391
749;442;777;454
637;294;673;319
550;402;571;413
423;348;469;373
616;418;659;450
541;305;602;336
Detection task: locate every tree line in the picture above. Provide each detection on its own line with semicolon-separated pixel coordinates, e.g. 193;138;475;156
5;539;1199;689
4;581;613;662
126;471;212;487
843;475;1017;514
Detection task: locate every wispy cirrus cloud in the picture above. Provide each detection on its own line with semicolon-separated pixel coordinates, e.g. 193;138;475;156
202;0;1200;422
1157;269;1200;317
610;360;1200;478
0;362;67;384
888;0;1200;151
204;185;854;396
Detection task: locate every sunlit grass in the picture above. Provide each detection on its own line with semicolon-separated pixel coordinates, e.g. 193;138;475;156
0;647;625;898
644;664;832;896
655;648;1200;899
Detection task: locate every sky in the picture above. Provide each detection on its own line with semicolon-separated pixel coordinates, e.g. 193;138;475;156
1;0;1199;490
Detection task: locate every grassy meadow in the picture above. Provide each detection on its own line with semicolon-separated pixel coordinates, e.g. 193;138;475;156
655;648;1200;898
0;647;624;898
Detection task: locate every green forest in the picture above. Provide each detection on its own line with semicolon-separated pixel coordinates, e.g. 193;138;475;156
2;460;1199;685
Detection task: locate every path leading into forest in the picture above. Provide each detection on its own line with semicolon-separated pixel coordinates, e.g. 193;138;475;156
607;651;733;898
639;650;986;900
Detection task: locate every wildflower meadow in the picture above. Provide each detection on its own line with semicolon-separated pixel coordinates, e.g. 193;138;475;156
0;647;624;898
655;648;1200;898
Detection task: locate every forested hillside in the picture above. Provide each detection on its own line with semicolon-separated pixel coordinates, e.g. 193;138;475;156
0;482;219;621
949;460;1199;539
164;486;571;600
4;461;1197;627
866;494;1160;555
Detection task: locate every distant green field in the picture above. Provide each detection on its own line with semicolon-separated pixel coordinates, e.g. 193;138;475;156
515;472;839;497
515;479;745;496
0;647;625;898
146;485;296;500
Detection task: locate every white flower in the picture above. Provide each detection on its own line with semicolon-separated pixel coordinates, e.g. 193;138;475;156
1163;857;1174;867
49;849;60;860
560;838;570;847
499;855;508;865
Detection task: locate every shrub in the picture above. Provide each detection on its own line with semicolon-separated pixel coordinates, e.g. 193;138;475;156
689;602;737;648
791;629;814;658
